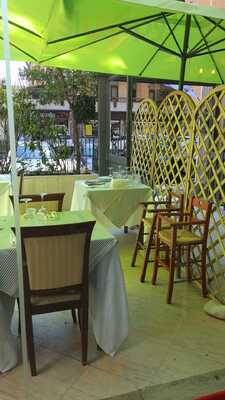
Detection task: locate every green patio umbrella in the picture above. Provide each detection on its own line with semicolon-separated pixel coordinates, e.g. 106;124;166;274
1;0;225;87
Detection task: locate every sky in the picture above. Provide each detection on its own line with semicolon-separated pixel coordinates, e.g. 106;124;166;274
0;61;25;85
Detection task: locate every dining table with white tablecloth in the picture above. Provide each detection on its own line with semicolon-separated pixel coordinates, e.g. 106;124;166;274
0;211;129;373
71;179;151;228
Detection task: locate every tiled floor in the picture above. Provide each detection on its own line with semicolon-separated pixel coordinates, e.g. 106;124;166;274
1;229;225;400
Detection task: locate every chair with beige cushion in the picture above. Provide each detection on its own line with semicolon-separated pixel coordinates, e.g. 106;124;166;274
131;191;184;283
9;193;65;214
152;196;212;304
20;221;95;376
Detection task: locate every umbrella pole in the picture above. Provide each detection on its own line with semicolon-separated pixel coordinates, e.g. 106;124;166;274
126;76;133;169
2;0;29;376
98;74;110;176
179;15;191;91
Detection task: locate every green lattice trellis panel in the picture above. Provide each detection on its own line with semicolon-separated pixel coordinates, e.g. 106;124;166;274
153;91;195;195
188;86;225;303
131;98;157;186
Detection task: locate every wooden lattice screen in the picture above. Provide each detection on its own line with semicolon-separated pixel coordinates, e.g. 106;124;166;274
153;91;195;194
131;99;157;186
187;86;225;303
132;88;225;302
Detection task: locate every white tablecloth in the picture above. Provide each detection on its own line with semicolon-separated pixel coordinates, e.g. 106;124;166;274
0;211;128;372
0;179;12;216
71;180;151;228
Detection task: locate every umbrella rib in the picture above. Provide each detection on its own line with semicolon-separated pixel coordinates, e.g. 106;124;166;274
119;26;180;57
139;14;184;77
188;17;223;55
40;13;170;64
41;30;125;63
161;13;182;54
204;16;225;34
0;17;42;38
0;35;38;61
190;35;225;57
47;13;171;45
190;47;225;57
193;16;224;84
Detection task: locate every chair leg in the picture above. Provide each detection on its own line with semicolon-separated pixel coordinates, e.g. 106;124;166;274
176;247;182;279
152;227;160;285
78;308;81;331
26;313;37;376
131;219;144;267
186;247;192;282
71;309;77;324
140;221;155;283
166;244;176;304
80;307;88;366
201;244;207;297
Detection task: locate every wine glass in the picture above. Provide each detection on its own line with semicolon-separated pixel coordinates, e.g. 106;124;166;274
109;167;113;178
153;186;162;201
20;197;32;216
124;166;129;179
39;192;47;214
118;165;122;178
10;230;16;247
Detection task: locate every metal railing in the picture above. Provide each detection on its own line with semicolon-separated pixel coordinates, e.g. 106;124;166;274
0;134;128;174
110;136;126;157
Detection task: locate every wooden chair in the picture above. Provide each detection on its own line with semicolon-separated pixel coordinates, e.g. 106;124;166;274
20;221;95;376
131;191;184;283
152;196;212;304
9;193;65;214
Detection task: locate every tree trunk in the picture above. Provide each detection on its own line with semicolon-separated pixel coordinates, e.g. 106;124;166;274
70;109;81;174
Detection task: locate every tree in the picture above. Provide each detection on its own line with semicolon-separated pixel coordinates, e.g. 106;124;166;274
0;83;38;172
20;65;97;173
0;81;71;174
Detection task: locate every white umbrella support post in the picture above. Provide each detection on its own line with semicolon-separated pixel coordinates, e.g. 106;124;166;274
2;0;29;376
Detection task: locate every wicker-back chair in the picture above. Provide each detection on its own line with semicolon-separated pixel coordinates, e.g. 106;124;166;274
153;196;212;304
131;190;184;283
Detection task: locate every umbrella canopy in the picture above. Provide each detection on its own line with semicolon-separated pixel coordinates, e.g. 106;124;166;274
1;0;225;86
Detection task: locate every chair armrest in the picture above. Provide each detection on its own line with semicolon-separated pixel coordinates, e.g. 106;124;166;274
170;220;206;228
147;207;181;214
139;200;170;207
156;212;181;225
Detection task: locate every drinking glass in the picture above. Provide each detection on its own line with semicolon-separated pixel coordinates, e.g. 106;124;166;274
124;166;130;179
132;173;141;184
109;167;113;177
10;231;16;247
118;165;122;178
39;192;47;214
153;187;161;201
20;198;32;216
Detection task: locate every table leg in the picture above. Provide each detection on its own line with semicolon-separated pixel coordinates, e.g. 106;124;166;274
124;226;128;234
